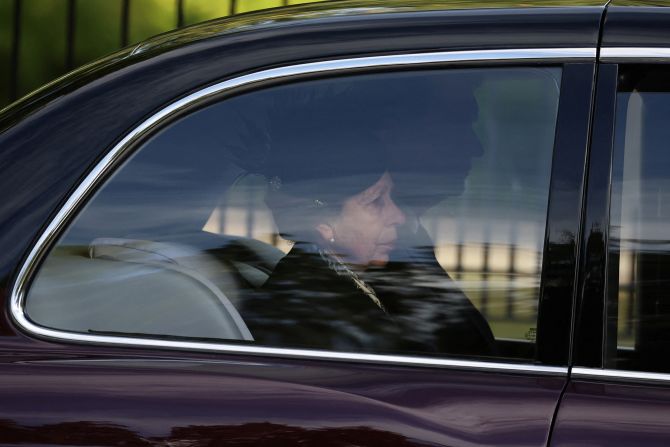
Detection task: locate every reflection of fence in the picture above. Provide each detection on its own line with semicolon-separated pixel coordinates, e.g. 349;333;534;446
617;251;636;347
3;0;322;107
204;204;541;329
436;243;539;322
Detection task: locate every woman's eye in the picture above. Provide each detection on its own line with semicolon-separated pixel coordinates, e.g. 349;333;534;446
369;196;384;209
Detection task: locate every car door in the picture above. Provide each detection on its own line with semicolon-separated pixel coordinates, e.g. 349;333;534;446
0;6;600;447
551;4;670;446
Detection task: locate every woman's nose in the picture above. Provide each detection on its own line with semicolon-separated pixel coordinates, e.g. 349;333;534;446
386;198;406;226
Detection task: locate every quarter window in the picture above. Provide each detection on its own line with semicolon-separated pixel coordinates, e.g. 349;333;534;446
607;65;670;373
26;67;561;361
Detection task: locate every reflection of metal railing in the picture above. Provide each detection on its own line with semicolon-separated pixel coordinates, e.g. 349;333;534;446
436;242;539;322
612;241;670;347
617;250;636;347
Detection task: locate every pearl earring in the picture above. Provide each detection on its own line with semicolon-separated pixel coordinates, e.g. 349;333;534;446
329;237;335;243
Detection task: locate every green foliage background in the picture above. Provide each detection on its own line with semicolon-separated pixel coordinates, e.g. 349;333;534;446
0;0;324;108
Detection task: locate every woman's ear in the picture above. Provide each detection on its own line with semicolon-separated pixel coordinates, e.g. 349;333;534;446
316;223;334;243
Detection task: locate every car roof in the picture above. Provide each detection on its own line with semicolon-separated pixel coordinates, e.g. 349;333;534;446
131;0;607;56
609;0;670;6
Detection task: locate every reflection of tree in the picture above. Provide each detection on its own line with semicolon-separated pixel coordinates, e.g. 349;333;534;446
0;283;13;336
169;422;419;446
0;419;151;446
0;419;420;446
2;0;332;105
558;229;575;245
574;222;606;363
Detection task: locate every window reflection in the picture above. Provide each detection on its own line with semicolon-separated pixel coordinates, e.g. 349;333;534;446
200;68;558;352
27;67;561;361
609;66;670;372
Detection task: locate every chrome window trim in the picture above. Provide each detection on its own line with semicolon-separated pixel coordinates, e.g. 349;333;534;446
600;47;670;62
572;367;670;384
10;47;594;375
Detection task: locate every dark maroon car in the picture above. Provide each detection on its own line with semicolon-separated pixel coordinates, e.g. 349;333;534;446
2;0;670;445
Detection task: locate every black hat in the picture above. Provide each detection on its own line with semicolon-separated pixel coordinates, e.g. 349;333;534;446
226;78;390;206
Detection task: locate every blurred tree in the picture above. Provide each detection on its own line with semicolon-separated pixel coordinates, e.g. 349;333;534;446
0;0;325;108
183;0;233;25
0;0;12;105
129;0;176;43
74;0;122;67
237;0;284;13
18;0;67;98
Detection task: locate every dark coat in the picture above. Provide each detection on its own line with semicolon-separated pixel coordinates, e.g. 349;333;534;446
241;240;495;358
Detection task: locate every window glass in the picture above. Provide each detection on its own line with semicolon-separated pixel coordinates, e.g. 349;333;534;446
607;65;670;373
26;67;561;361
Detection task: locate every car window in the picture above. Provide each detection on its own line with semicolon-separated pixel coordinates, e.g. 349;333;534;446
25;66;561;361
607;64;670;373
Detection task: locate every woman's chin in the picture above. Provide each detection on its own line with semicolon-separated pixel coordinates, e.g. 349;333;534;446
368;253;390;267
368;260;389;268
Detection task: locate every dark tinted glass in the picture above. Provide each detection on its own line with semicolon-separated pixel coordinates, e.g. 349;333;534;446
607;65;670;373
26;67;561;361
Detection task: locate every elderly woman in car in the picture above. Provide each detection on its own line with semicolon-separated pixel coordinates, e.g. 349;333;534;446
234;75;495;357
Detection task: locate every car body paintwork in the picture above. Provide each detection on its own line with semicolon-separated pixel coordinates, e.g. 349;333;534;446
4;1;670;446
551;380;670;447
1;352;566;445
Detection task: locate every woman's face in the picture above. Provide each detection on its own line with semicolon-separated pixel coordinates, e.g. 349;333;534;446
319;172;406;267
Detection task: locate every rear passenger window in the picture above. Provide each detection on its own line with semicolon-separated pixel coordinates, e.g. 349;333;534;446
25;67;561;361
607;65;670;373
